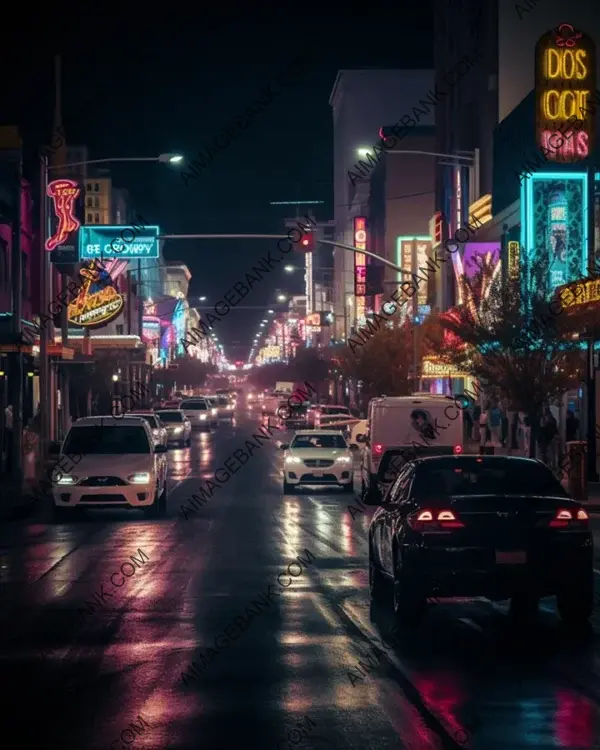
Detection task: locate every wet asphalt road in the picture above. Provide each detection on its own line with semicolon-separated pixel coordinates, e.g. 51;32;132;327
3;411;600;748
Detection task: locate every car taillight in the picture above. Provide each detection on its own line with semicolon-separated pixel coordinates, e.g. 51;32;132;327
373;443;384;456
407;508;464;532
453;444;463;454
549;508;589;528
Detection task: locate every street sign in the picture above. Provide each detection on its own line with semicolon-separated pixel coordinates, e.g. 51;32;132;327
78;225;160;260
51;245;78;265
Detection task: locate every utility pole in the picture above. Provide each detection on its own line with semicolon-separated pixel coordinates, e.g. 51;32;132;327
587;162;598;481
39;154;51;465
411;239;419;393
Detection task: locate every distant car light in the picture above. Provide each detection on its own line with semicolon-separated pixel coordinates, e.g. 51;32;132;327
54;474;78;485
285;456;302;464
335;456;352;464
200;414;207;420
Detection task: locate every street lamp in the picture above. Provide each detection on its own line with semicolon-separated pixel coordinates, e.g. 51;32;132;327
284;265;296;273
277;294;287;302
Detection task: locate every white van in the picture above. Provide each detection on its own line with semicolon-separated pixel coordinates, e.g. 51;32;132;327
360;395;464;497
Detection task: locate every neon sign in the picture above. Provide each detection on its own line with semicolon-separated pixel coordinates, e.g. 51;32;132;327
535;24;596;162
67;261;124;328
354;217;367;323
46;179;81;251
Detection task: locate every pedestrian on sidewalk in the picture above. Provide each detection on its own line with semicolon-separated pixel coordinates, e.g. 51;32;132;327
539;407;558;468
479;403;490;452
472;403;481;445
4;404;13;472
489;402;502;448
566;410;579;442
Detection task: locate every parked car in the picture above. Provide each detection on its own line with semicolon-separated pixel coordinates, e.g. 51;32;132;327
155;409;192;446
367;455;593;627
50;416;168;520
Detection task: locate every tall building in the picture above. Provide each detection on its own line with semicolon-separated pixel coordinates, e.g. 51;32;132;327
83;175;111;225
329;69;435;339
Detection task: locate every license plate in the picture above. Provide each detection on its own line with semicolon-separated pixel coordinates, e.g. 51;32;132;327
495;550;527;565
312;470;324;477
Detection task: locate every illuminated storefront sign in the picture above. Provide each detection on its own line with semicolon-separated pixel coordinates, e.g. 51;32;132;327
421;357;469;379
507;241;520;280
67;261;124;328
397;236;431;311
521;172;588;294
79;225;160;259
468;194;492;227
535;23;596;162
46;179;81;251
557;278;600;310
354;217;367;323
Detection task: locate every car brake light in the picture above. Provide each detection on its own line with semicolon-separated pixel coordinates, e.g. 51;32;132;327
407;508;464;531
549;507;589;528
453;444;462;454
373;443;384;456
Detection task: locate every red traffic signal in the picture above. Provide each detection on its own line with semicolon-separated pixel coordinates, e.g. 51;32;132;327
297;231;316;253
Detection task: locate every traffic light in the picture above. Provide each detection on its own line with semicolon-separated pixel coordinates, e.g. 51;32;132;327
365;265;385;296
297;231;316;253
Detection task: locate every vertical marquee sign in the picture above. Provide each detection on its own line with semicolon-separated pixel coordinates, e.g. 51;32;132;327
535;23;596;162
45;179;81;251
354;217;367;323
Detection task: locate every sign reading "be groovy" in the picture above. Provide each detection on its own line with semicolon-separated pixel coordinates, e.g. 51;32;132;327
79;225;160;259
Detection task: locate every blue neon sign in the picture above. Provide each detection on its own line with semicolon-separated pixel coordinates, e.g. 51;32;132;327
79;225;160;260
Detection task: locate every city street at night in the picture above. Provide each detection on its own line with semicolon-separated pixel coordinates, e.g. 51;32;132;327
3;410;600;748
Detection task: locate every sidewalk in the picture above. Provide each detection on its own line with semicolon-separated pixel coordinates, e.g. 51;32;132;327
0;450;50;522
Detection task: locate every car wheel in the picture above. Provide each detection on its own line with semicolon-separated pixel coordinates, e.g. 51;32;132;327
369;542;386;601
509;591;540;623
343;481;355;494
53;506;76;523
283;479;295;494
557;572;593;627
144;489;165;519
393;556;426;625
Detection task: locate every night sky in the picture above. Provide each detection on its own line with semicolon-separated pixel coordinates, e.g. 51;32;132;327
7;7;432;359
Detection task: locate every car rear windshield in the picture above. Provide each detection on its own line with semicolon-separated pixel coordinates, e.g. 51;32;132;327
412;459;567;498
157;411;184;422
321;407;350;415
132;414;158;429
291;434;347;449
181;401;207;410
63;425;151;454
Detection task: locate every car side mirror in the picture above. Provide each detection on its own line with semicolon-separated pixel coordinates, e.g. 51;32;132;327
279;443;289;450
49;440;61;456
155;444;168;453
363;486;383;506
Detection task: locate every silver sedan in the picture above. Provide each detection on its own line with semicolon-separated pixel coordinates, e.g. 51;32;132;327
155;409;192;447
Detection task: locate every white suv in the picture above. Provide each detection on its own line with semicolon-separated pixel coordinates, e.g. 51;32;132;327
279;430;356;494
50;416;168;520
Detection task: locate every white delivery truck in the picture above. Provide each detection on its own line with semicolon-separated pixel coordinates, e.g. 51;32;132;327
360;395;464;497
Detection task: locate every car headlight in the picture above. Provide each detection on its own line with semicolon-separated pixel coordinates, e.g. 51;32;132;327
199;414;207;420
173;426;183;433
54;474;79;485
127;472;151;484
211;408;217;416
336;456;352;464
285;456;302;464
227;404;234;410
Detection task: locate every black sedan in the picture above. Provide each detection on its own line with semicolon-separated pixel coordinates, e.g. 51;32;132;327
367;455;593;627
